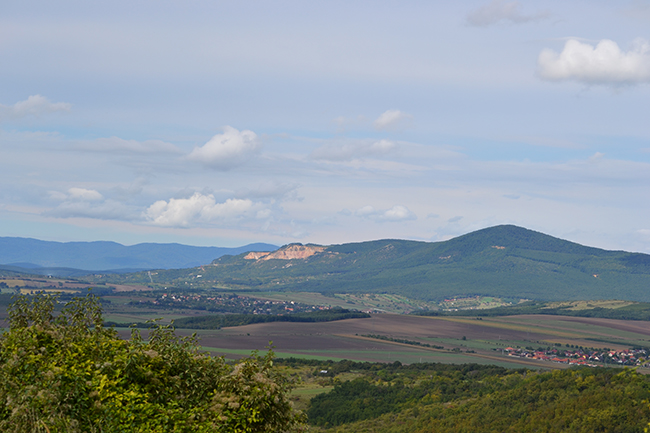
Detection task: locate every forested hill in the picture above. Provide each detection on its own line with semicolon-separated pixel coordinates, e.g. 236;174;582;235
92;225;650;302
88;225;650;302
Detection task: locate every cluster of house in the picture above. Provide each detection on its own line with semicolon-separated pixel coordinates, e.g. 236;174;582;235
499;346;648;367
153;293;329;315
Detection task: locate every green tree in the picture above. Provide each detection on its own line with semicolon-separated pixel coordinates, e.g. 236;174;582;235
0;292;305;432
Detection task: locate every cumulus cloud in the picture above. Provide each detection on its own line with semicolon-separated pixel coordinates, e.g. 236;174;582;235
373;110;412;130
144;192;260;227
0;95;71;121
354;205;416;222
311;139;397;161
186;126;261;170
74;137;180;154
538;39;650;85
466;0;550;27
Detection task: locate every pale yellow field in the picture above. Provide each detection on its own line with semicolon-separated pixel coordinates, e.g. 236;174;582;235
19;288;79;294
0;279;27;287
544;300;636;311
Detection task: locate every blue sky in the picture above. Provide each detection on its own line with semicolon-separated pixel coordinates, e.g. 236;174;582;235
1;0;649;252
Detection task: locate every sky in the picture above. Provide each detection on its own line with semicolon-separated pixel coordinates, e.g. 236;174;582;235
1;0;650;252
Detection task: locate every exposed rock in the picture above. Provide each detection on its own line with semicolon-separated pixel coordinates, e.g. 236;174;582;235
244;244;325;261
244;251;272;260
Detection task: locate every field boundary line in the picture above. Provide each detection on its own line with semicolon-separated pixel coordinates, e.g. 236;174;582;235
335;333;451;353
422;316;589;340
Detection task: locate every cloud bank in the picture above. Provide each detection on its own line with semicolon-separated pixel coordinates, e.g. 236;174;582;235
45;187;136;220
0;95;71;121
67;187;104;201
74;137;180;154
187;126;260;170
355;205;416;222
466;0;550;27
538;39;650;85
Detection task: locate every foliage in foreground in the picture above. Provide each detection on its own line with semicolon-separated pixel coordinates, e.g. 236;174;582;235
0;293;305;433
310;366;650;432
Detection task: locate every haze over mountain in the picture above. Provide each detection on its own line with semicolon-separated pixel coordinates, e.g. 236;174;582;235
94;225;650;302
0;237;277;272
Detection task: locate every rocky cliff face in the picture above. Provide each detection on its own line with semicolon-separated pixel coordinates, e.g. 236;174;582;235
244;244;325;261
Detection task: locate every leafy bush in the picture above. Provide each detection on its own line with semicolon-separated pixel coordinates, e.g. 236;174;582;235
0;293;305;432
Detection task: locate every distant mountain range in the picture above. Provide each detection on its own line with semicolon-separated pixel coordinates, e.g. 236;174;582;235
90;225;650;302
0;237;278;274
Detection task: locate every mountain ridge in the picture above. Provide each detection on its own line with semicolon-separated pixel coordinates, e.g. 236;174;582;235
90;225;650;302
0;237;278;271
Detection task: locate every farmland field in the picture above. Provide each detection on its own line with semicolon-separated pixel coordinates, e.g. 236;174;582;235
115;312;650;371
3;286;650;371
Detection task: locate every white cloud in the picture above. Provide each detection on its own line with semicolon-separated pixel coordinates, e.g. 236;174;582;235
538;39;650;85
373;110;412;130
354;205;416;222
144;192;259;227
466;0;550;27
49;187;104;202
355;205;377;217
311;139;397;161
381;205;416;221
74;137;180;154
186;126;260;170
67;187;104;201
0;95;71;121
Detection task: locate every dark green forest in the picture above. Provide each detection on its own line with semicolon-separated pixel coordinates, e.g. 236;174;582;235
170;307;370;329
290;358;650;432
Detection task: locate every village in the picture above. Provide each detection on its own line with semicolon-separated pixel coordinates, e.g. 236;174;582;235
499;346;649;367
137;292;331;315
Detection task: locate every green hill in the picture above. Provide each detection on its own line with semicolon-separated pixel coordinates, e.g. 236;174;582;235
89;225;650;302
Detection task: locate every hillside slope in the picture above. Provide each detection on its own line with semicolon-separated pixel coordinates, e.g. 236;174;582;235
93;225;650;302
